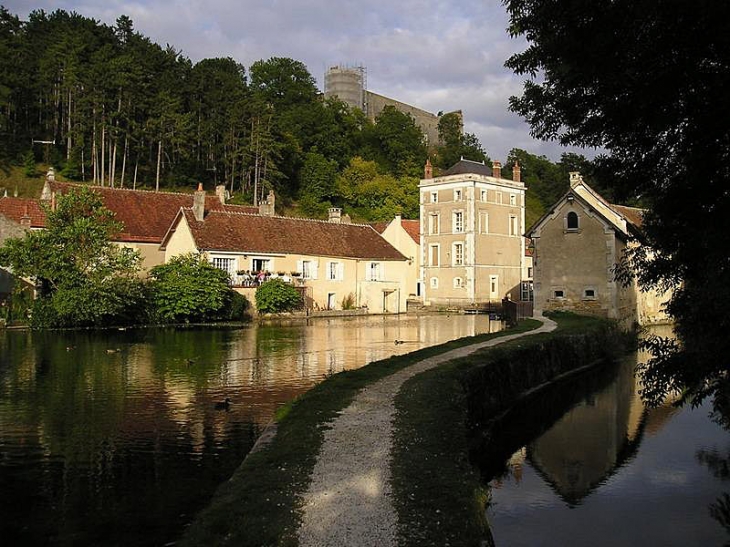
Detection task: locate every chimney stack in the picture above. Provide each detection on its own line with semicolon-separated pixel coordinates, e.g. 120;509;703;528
569;172;583;188
424;158;433;179
492;161;502;179
193;183;205;221
20;205;31;228
512;161;521;183
215;184;227;204
258;190;276;216
328;207;342;223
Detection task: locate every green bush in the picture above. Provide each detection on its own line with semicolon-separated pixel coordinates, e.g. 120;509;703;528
255;279;302;314
149;253;231;323
225;290;250;321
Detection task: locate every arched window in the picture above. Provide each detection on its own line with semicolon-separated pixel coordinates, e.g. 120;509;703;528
566;211;579;230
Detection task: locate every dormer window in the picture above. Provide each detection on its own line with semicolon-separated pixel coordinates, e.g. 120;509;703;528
566;211;579;231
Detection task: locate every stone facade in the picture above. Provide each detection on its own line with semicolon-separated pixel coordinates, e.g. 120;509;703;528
528;173;670;327
419;159;526;308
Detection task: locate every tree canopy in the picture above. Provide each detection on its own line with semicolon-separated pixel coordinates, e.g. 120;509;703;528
505;0;730;408
0;186;144;326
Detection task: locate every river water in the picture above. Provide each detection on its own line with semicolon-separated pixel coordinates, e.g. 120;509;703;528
0;314;501;546
479;326;730;546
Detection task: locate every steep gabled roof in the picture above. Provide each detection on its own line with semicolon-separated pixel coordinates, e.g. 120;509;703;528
401;219;420;243
527;176;645;241
47;182;257;243
0;197;47;228
170;209;407;261
370;218;420;244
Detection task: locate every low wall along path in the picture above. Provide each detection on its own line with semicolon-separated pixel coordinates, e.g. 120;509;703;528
296;315;557;547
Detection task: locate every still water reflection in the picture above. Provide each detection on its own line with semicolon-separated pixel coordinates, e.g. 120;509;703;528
0;314;500;546
481;326;730;546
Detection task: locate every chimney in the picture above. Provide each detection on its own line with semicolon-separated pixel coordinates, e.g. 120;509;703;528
20;205;31;228
569;172;583;188
328;207;342;223
492;161;502;179
215;184;227;205
258;190;276;216
424;158;433;179
512;161;521;183
193;183;205;221
341;213;351;224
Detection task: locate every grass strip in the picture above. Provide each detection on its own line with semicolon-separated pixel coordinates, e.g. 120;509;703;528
391;313;626;546
179;319;542;546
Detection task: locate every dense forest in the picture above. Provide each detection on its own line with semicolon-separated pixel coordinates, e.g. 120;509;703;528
0;6;607;222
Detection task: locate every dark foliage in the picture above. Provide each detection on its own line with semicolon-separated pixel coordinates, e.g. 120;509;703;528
504;0;730;406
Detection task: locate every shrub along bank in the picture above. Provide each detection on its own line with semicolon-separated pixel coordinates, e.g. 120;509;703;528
391;312;634;547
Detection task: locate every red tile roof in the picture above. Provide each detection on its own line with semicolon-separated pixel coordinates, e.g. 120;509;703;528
610;204;644;229
0;197;47;228
370;218;420;244
401;219;420;244
176;209;407;261
48;182;257;243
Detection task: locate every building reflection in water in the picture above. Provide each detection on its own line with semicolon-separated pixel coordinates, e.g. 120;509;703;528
482;325;728;547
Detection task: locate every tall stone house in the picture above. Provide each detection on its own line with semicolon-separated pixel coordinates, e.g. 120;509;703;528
419;159;527;308
527;173;669;326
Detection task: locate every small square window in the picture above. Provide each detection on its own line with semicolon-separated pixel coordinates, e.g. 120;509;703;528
510;194;517;206
431;192;438;203
430;277;439;289
584;288;596;299
454;189;463;201
554;290;565;299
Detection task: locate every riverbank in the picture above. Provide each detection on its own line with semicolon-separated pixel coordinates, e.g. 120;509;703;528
178;318;544;546
392;312;631;546
179;313;625;546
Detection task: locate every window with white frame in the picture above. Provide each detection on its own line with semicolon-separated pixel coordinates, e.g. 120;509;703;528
327;261;343;281
367;262;382;281
430;191;438;203
430;277;439;289
212;257;236;277
496;191;503;204
453;211;464;233
429;244;440;267
509;215;518;236
480;189;487;202
453;242;464;266
453;277;464;288
454;188;463;201
583;287;597;300
429;213;440;235
301;260;317;279
479;211;489;234
252;258;271;273
510;194;517;206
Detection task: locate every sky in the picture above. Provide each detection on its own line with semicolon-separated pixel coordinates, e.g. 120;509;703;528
4;0;595;162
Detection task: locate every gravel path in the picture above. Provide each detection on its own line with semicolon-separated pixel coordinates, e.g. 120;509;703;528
297;315;557;547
